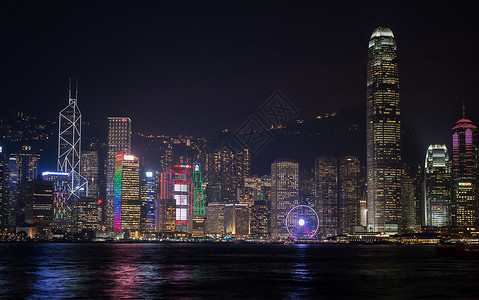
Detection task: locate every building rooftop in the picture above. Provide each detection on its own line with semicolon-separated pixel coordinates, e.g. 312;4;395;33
370;27;394;39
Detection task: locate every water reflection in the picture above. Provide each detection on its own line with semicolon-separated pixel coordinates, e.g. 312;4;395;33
1;243;479;299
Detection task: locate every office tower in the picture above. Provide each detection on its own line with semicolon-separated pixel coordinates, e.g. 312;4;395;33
72;198;102;232
157;170;175;233
106;117;132;230
0;152;6;232
366;27;402;234
314;157;338;236
271;159;299;238
57;80;87;200
424;145;451;227
212;147;250;202
81;151;100;198
42;172;70;231
5;156;18;232
205;202;225;236
113;151;140;233
11;146;40;191
169;165;192;233
339;156;361;234
191;163;206;237
451;116;477;228
250;200;270;237
24;180;54;235
140;171;156;233
224;203;250;237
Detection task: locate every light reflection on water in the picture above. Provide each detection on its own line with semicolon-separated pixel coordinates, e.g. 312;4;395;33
0;243;479;299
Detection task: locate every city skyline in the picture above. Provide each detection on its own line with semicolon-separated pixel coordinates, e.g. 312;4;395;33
1;2;478;147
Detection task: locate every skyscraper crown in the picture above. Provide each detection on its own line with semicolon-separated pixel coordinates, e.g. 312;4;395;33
370;27;394;39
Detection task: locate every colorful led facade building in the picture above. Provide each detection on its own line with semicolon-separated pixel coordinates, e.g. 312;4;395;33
106;117;132;231
451;116;478;228
113;151;140;233
169;165;192;233
271;159;299;238
191;163;206;237
366;27;402;234
42;172;69;231
424;145;451;227
140;171;157;233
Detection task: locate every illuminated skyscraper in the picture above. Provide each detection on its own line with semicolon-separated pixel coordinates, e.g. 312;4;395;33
169;165;192;233
250;200;270;237
72;198;103;232
338;156;361;234
191;163;206;237
271;159;299;238
106;117;131;231
25;180;54;235
451;116;477;228
366;27;402;234
140;171;156;233
205;202;225;236
224;203;250;237
0;152;6;232
42;172;69;231
57;80;87;200
81;151;100;198
314;157;338;236
424;145;451;227
113;151;140;233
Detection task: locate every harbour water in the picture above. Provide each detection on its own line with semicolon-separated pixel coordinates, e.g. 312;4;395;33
1;243;478;299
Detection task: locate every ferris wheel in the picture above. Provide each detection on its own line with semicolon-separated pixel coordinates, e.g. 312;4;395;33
286;205;319;240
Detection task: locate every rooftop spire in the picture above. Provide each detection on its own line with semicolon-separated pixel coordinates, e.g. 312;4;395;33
462;100;466;119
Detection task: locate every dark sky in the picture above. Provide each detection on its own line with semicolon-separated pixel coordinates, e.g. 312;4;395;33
1;1;478;148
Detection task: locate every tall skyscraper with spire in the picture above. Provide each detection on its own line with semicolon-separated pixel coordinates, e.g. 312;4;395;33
366;27;402;233
451;107;477;229
57;79;87;201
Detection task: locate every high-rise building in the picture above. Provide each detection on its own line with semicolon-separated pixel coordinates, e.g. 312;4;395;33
81;151;100;198
5;156;18;232
57;80;87;200
42;172;70;232
0;152;6;233
24;180;54;235
205;202;225;236
140;171;156;233
338;156;361;234
212;147;250;202
106;117;131;230
11;146;40;192
72;198;103;232
271;159;299;238
191;163;206;237
424;145;451;228
314;157;338;236
451;116;477;228
169;165;192;233
250;200;270;237
366;27;402;234
113;151;140;233
224;203;250;237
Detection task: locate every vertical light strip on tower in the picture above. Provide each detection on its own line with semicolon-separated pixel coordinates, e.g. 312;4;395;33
57;79;88;201
193;163;205;215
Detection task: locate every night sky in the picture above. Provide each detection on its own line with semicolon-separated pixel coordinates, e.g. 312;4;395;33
1;1;478;148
